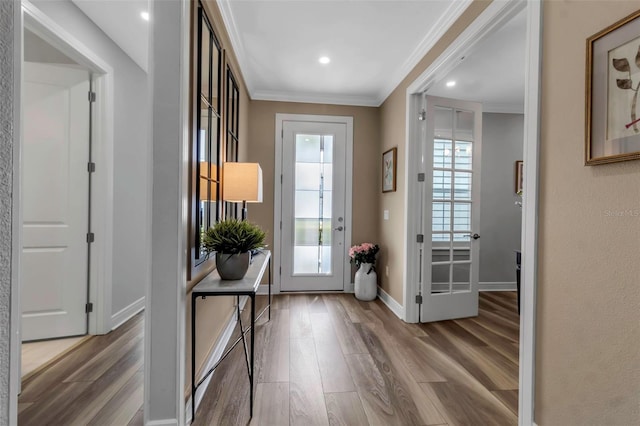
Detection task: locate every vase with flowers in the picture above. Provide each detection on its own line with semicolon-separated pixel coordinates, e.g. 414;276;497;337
349;243;379;301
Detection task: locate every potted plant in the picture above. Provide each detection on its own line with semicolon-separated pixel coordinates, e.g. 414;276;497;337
349;243;380;301
202;219;266;280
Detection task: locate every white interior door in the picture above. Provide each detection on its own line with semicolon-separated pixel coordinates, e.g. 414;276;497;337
420;95;482;322
21;62;90;341
280;120;349;291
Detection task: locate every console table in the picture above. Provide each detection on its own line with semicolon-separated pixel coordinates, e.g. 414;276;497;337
190;250;271;421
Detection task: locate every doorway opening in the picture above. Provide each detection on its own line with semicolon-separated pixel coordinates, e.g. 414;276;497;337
404;0;541;423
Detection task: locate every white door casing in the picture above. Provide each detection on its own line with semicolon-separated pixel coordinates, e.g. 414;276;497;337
420;95;482;322
281;120;347;291
21;62;90;340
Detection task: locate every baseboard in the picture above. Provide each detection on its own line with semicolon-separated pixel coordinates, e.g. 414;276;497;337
256;283;278;295
185;296;247;425
110;296;145;331
377;287;405;320
479;281;517;291
146;420;178;426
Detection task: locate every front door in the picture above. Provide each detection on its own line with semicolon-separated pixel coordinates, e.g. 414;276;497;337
21;62;91;340
420;96;482;322
280;119;350;291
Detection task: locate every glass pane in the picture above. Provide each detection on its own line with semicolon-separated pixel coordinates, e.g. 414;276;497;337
433;170;451;200
321;219;332;246
453;245;471;261
296;134;321;163
453;233;471;242
322;163;333;190
432;202;451;232
199;199;208;256
322;191;332;218
432;233;451;242
321;246;332;274
295;190;319;218
200;25;210;100
323;136;334;163
454;172;472;201
453;203;471;231
211;42;220;111
434;106;453;140
434;139;452;169
296;163;321;191
295;219;320;246
432;248;451;263
454;141;472;171
456;110;474;142
452;263;471;293
199;109;209;163
210;117;219;177
294;246;320;274
208;200;217;228
431;263;450;294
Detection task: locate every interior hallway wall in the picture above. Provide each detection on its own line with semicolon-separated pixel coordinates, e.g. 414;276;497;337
30;0;149;320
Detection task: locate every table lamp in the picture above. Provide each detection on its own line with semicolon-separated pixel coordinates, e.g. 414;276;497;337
222;162;263;220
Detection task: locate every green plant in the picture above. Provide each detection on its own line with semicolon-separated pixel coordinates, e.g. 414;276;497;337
202;219;266;254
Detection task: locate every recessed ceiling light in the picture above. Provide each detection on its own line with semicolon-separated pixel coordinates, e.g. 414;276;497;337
319;56;331;65
446;80;456;88
141;11;150;21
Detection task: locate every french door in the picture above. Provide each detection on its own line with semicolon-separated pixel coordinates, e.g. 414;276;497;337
279;117;351;291
420;96;482;322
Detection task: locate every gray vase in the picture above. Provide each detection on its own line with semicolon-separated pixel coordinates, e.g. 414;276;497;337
216;252;250;280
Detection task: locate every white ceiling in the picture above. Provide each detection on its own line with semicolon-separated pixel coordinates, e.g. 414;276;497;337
71;0;149;72
427;8;526;113
66;0;525;111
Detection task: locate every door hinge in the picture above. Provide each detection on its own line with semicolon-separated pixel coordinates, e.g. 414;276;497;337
85;302;94;313
415;294;423;304
279;266;281;275
281;174;283;184
88;91;96;102
416;234;424;243
87;232;95;243
88;162;96;173
417;173;425;182
418;109;426;121
280;221;282;230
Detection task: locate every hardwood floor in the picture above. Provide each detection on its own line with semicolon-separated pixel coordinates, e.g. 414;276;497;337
195;292;519;426
18;292;518;425
18;312;144;426
22;336;88;378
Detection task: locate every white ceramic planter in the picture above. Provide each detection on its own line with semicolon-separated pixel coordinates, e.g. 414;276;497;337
354;263;377;301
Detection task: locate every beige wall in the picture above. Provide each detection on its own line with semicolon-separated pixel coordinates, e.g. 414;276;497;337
185;0;252;392
248;101;381;282
535;2;640;424
378;0;492;304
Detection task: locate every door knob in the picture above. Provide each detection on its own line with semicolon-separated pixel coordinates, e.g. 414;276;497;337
464;233;480;240
334;226;344;231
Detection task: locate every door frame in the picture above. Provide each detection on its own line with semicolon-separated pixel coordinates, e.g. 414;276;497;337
274;114;354;293
403;0;541;425
9;1;116;399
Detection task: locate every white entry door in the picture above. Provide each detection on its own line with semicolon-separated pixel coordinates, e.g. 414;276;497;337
421;96;482;322
280;118;351;291
21;63;91;340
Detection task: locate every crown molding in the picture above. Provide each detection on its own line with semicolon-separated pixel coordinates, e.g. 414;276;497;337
217;0;255;95
251;89;379;107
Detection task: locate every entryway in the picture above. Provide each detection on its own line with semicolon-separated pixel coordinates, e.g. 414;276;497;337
275;114;353;292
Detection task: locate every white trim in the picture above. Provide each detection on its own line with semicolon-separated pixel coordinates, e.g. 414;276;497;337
401;0;539;424
110;297;145;331
377;287;405;320
480;282;517;291
21;0;115;335
484;102;525;114
10;0;24;421
185;297;247;425
217;0;253;95
274;113;353;294
375;0;473;105
519;1;542;425
252;90;378;107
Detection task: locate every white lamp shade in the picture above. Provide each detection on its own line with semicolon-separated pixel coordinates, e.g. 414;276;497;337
222;162;263;203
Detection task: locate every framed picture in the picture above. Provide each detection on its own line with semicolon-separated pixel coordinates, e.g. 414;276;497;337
515;161;524;194
586;9;640;165
382;147;397;193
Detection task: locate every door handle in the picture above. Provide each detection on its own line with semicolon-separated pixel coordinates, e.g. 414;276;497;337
464;233;480;240
334;226;344;231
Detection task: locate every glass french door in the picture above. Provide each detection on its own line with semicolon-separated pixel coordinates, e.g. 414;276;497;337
421;96;482;322
280;120;347;291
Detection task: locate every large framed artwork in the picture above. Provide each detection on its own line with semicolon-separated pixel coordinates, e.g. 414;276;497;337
382;147;397;193
586;9;640;165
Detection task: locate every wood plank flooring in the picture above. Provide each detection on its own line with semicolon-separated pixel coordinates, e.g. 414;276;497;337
18;312;144;426
18;292;518;425
194;292;519;426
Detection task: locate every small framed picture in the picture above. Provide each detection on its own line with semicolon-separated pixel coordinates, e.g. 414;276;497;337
382;147;397;193
515;160;524;194
586;9;640;165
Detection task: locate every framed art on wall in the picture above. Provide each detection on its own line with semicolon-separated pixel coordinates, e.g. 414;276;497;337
586;9;640;165
382;147;397;193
